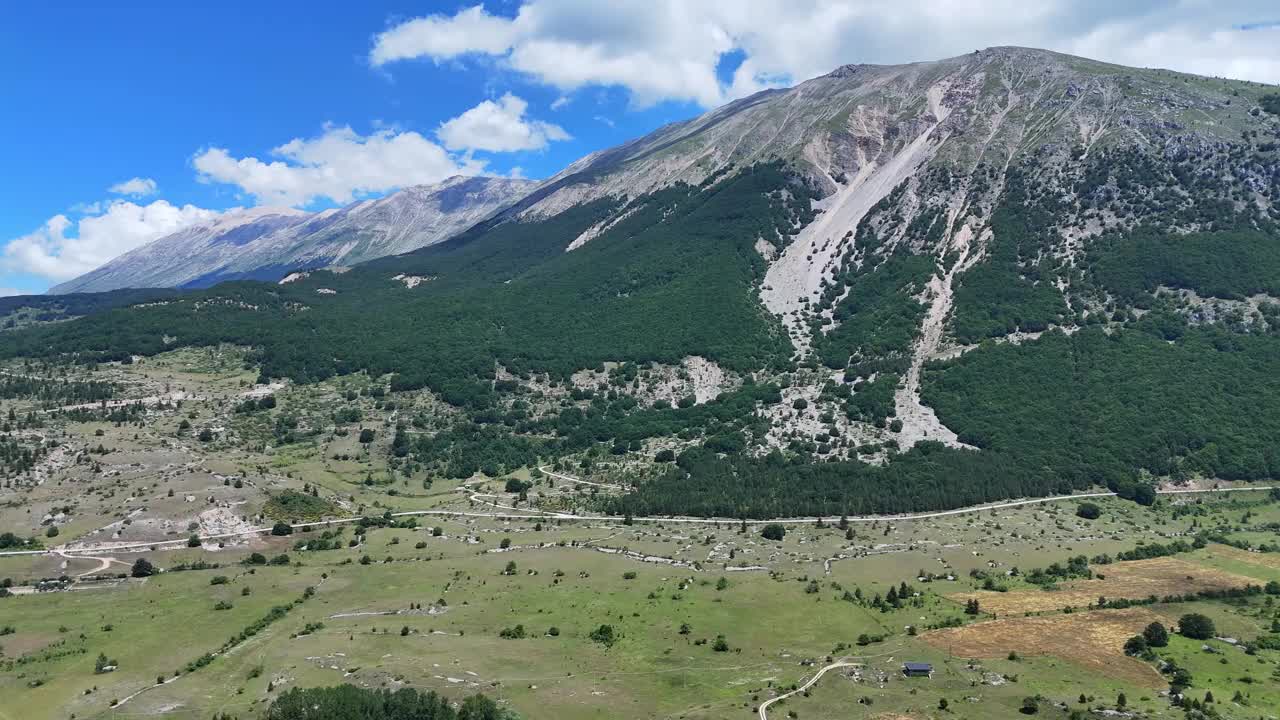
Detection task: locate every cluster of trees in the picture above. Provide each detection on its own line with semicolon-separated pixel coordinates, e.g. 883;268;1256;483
410;381;780;479
264;686;514;720
814;255;935;375
0;287;179;327
0;375;116;405
0;532;39;550
234;395;277;413
263;490;337;522
0;434;45;476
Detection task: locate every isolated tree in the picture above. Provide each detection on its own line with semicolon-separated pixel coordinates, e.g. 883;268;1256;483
1143;621;1169;647
271;522;293;536
1116;692;1127;708
761;524;786;541
187;534;201;547
358;428;375;444
130;558;155;577
1020;696;1039;715
1178;613;1215;640
964;598;981;615
198;428;214;442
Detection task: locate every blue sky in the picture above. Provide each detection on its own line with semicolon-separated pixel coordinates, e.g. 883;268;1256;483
2;1;1277;294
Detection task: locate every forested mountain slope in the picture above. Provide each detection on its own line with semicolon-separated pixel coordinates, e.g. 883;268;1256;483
8;47;1280;517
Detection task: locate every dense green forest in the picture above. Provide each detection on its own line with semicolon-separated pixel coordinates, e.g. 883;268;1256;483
0;287;179;329
0;164;810;407
950;169;1068;343
924;324;1280;483
1088;226;1280;303
813;255;935;374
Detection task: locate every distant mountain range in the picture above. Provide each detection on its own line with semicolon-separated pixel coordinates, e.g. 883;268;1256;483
50;176;537;294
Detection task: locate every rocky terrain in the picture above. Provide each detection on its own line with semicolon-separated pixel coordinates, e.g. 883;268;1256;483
50;176;536;293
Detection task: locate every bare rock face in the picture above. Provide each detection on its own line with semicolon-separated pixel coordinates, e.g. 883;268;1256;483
50;176;537;294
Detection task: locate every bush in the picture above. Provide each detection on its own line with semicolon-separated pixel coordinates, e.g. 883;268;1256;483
271;522;294;536
1123;635;1147;655
589;624;616;647
1075;502;1101;520
761;524;786;541
359;428;376;444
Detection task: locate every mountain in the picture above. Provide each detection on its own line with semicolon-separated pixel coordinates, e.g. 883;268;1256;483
49;176;537;293
10;47;1280;517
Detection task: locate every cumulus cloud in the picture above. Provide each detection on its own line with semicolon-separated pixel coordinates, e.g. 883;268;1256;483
108;177;158;197
371;1;1280;108
438;93;570;152
2;200;220;282
192;125;488;207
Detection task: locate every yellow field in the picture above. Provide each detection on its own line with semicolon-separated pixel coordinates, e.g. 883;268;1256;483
921;608;1166;687
949;557;1256;615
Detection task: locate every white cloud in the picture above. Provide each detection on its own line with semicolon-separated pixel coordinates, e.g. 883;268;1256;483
2;200;220;282
371;1;1280;108
108;177;158;197
193;125;487;207
438;93;570;152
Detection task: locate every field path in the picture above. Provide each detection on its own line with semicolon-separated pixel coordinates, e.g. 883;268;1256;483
758;660;861;720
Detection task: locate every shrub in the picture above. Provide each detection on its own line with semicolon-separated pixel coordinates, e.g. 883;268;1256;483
589;624;616;647
761;524;786;541
1075;502;1101;520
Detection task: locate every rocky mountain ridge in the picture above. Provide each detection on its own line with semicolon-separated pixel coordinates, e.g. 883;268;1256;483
50;176;537;293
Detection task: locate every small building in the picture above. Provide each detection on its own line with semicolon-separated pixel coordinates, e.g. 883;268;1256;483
902;662;933;677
